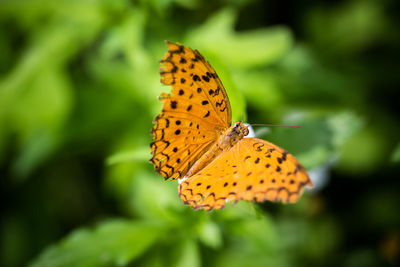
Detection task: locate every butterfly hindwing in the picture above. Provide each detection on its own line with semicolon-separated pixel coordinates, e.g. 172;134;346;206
178;138;313;210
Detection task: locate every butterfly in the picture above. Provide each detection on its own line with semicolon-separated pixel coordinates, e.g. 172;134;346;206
150;41;313;211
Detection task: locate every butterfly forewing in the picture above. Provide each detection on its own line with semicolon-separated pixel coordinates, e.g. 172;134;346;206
160;41;231;126
151;41;232;180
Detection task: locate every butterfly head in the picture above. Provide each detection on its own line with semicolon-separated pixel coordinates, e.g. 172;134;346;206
219;122;249;148
233;121;249;138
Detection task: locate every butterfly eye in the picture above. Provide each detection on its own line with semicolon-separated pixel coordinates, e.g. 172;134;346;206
244;127;249;136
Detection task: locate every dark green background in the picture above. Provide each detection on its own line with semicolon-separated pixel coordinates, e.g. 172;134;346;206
1;0;399;266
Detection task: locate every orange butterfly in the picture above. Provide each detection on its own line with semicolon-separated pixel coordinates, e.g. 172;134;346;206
150;41;313;211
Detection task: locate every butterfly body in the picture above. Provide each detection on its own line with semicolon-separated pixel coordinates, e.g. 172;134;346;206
151;41;313;210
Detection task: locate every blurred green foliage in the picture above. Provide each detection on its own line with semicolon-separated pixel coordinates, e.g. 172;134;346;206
1;0;399;266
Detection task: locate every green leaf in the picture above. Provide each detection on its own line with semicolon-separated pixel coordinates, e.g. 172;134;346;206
173;238;200;267
233;69;283;112
215;215;285;267
128;171;184;222
326;111;364;148
391;143;400;163
305;0;388;53
197;220;222;249
10;68;72;179
267;110;364;169
187;8;293;68
337;127;387;174
30;220;164;267
106;147;151;165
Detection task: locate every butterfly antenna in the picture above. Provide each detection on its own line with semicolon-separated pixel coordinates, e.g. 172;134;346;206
249;123;300;128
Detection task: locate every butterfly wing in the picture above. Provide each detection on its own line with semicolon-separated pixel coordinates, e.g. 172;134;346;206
151;41;232;180
179;138;313;210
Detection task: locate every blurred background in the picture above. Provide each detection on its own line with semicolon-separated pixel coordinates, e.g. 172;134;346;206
1;0;399;266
